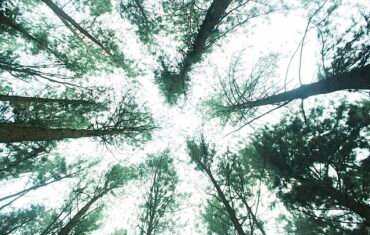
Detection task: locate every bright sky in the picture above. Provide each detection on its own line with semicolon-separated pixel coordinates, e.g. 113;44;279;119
1;0;369;234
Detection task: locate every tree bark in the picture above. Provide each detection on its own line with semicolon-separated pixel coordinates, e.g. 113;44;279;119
0;95;95;106
237;64;370;109
0;125;138;143
177;0;233;81
41;0;112;56
204;167;246;235
58;192;104;235
239;197;266;235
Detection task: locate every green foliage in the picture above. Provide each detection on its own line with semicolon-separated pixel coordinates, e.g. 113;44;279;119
202;199;234;235
187;135;216;170
205;53;280;125
104;164;136;190
0;141;55;180
245;100;370;230
111;228;128;235
118;0;162;45
188;136;266;235
138;150;179;235
278;213;344;235
75;0;113;16
96;94;156;145
0;205;53;235
154;56;190;105
74;206;104;235
315;2;370;77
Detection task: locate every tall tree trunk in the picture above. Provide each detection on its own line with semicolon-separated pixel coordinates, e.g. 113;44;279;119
41;0;112;56
204;168;246;235
0;95;95;106
178;0;233;81
0;125;136;143
237;64;370;109
58;192;104;235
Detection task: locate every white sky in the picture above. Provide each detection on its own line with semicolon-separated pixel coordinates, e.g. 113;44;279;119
1;0;369;234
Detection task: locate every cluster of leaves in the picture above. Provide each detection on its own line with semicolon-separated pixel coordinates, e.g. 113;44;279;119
138;150;179;235
243;101;370;231
187;137;267;235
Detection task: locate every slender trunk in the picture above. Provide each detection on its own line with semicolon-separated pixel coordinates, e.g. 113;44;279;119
0;193;25;211
204;168;246;235
58;192;104;235
133;0;150;26
2;217;33;235
0;95;95;106
0;172;77;203
237;64;370;109
41;0;112;56
0;61;86;88
0;125;134;143
41;203;70;235
240;197;266;235
145;169;160;235
178;0;233;80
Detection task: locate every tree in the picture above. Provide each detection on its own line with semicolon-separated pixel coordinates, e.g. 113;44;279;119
202;198;235;235
244;101;370;231
118;0;161;45
0;156;94;210
0;93;155;143
187;136;267;235
1;0;369;233
40;164;136;235
0;0;135;88
155;0;280;104
207;1;370;126
0;205;53;235
138;150;179;235
0;141;55;180
41;0;113;57
0;94;98;105
278;213;347;235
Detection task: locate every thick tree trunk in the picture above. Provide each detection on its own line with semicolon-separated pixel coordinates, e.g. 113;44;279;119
205;168;246;235
178;0;233;81
0;125;131;143
0;95;95;105
41;0;112;56
238;64;370;109
58;193;104;235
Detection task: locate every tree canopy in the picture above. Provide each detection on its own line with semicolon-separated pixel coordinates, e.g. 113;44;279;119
1;0;369;234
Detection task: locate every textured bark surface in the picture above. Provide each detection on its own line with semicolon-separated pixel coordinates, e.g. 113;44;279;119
0;125;127;143
204;166;246;235
239;64;370;109
58;193;104;235
178;0;233;81
41;0;112;56
0;95;94;105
